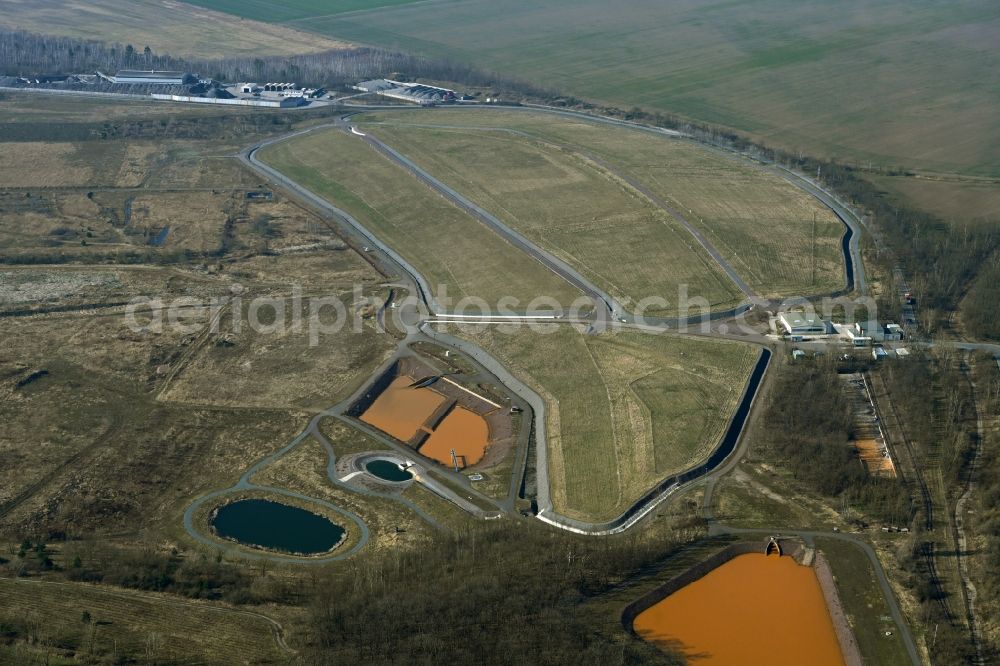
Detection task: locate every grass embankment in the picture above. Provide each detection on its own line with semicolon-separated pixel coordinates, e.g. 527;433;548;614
444;324;757;521
260;128;583;309
0;576;287;664
360;109;847;299
364;124;742;312
816;538;913;665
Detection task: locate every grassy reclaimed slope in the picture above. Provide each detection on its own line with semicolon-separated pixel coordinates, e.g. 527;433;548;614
365;124;742;312
361;109;847;298
260;128;582;309
815;538;914;665
291;0;1000;177
0;578;286;663
446;324;757;522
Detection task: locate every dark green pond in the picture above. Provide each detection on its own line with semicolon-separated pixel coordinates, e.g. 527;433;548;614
211;499;344;555
366;459;413;482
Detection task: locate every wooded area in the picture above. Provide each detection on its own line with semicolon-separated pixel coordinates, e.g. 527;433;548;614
759;359;911;525
0;520;706;663
0;28;544;94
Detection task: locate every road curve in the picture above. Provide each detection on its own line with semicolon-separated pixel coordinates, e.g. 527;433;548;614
229;104;899;539
343;102;865;299
242;127;440;314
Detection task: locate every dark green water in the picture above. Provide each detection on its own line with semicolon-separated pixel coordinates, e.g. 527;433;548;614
366;459;413;482
211;499;344;555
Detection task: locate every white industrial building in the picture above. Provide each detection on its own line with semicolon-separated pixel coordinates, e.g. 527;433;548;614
104;70;193;85
778;311;829;336
151;94;305;108
353;78;457;104
844;321;903;346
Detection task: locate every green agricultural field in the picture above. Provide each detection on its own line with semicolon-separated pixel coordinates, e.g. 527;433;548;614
445;323;758;522
359;109;847;298
266;0;1000;177
362;122;743;311
183;0;425;23
867;174;1000;225
260;128;584;309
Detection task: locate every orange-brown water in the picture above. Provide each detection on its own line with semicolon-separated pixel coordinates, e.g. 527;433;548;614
420;405;490;467
634;553;845;666
360;376;446;442
360;375;490;468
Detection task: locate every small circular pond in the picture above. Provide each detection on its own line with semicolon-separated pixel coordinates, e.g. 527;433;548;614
366;459;413;482
211;499;345;555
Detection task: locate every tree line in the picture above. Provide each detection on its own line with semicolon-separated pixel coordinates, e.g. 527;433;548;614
0;28;549;95
881;352;983;665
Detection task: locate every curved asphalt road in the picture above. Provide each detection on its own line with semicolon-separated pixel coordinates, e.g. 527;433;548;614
233;106;879;538
204;107;921;663
344;102;866;300
243;128;441;314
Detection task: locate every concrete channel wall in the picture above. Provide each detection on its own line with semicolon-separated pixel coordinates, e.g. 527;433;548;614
539;347;772;535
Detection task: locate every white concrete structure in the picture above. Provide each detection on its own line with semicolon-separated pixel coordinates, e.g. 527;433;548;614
778;311;828;336
108;70;192;85
151;93;305;108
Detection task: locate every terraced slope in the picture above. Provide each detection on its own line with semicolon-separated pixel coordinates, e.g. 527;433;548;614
363;123;744;312
358;109;847;299
260;128;584;309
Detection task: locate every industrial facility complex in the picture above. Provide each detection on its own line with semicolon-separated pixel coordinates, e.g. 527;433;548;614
353;79;462;104
1;67;474;111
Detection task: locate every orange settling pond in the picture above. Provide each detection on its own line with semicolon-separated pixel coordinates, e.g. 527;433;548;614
360;375;490;468
634;553;845;666
420;405;489;467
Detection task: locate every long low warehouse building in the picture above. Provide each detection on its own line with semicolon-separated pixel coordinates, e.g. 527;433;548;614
151;94;305;108
101;70;195;85
353;78;456;104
